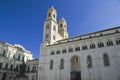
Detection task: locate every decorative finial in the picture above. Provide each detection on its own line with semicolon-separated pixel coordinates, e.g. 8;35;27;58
61;17;64;20
51;6;54;8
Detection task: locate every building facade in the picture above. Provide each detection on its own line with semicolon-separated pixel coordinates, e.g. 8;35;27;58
39;7;120;80
0;41;38;80
26;59;39;80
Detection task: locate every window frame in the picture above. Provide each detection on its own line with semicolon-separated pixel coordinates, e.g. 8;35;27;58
60;59;64;69
50;60;53;70
103;53;110;66
75;46;80;51
87;55;92;68
68;48;73;52
62;49;67;54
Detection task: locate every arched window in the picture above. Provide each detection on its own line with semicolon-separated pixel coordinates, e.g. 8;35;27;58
53;14;55;18
18;54;20;61
71;56;80;72
13;55;16;59
48;13;51;17
3;51;5;56
16;65;19;71
28;67;30;72
50;60;53;70
0;63;2;69
60;59;64;69
5;63;8;70
103;53;110;66
60;24;63;28
10;65;13;70
22;56;25;62
87;55;92;68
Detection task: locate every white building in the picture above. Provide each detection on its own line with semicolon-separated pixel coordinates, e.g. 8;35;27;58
26;59;39;80
39;6;120;80
0;41;33;80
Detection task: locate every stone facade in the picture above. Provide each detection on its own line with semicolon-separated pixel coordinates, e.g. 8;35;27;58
39;7;120;80
26;59;39;80
0;41;38;80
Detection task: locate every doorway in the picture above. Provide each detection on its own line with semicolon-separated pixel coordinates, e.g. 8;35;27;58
70;56;81;80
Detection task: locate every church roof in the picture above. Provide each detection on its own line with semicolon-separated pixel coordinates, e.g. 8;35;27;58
49;26;120;46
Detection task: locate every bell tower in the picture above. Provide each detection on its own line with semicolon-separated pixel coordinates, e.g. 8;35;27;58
58;17;68;39
46;6;57;21
42;6;58;45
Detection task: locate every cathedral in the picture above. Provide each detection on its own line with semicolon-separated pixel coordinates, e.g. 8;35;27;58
38;6;120;80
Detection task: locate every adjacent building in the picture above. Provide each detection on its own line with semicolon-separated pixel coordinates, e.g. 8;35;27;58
39;6;120;80
0;41;38;80
26;59;39;80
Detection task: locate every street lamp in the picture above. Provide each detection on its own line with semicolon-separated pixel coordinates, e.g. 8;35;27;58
58;65;61;80
39;66;44;80
87;61;91;80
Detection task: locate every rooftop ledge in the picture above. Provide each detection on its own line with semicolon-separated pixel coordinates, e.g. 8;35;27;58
48;26;120;46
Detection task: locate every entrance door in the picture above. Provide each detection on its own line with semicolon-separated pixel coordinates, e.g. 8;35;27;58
2;73;6;80
71;71;81;80
70;56;81;80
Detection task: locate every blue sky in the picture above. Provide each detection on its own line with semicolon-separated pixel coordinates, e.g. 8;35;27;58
0;0;120;59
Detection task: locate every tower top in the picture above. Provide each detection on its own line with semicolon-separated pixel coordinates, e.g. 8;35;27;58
48;6;56;13
60;17;66;23
46;6;57;21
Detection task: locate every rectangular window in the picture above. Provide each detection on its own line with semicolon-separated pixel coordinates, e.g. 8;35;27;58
82;45;88;50
62;49;66;53
0;63;2;69
51;51;55;55
75;47;80;51
98;42;104;48
45;34;49;39
53;35;56;40
56;50;60;54
68;48;73;52
50;60;53;70
106;41;113;46
116;40;120;45
53;25;56;31
46;25;49;29
90;44;96;49
5;63;8;70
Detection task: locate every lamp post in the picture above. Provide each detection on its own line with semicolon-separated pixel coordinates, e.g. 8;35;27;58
39;66;44;80
58;65;61;80
87;61;91;80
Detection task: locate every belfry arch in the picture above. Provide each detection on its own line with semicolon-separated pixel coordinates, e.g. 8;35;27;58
70;55;81;80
